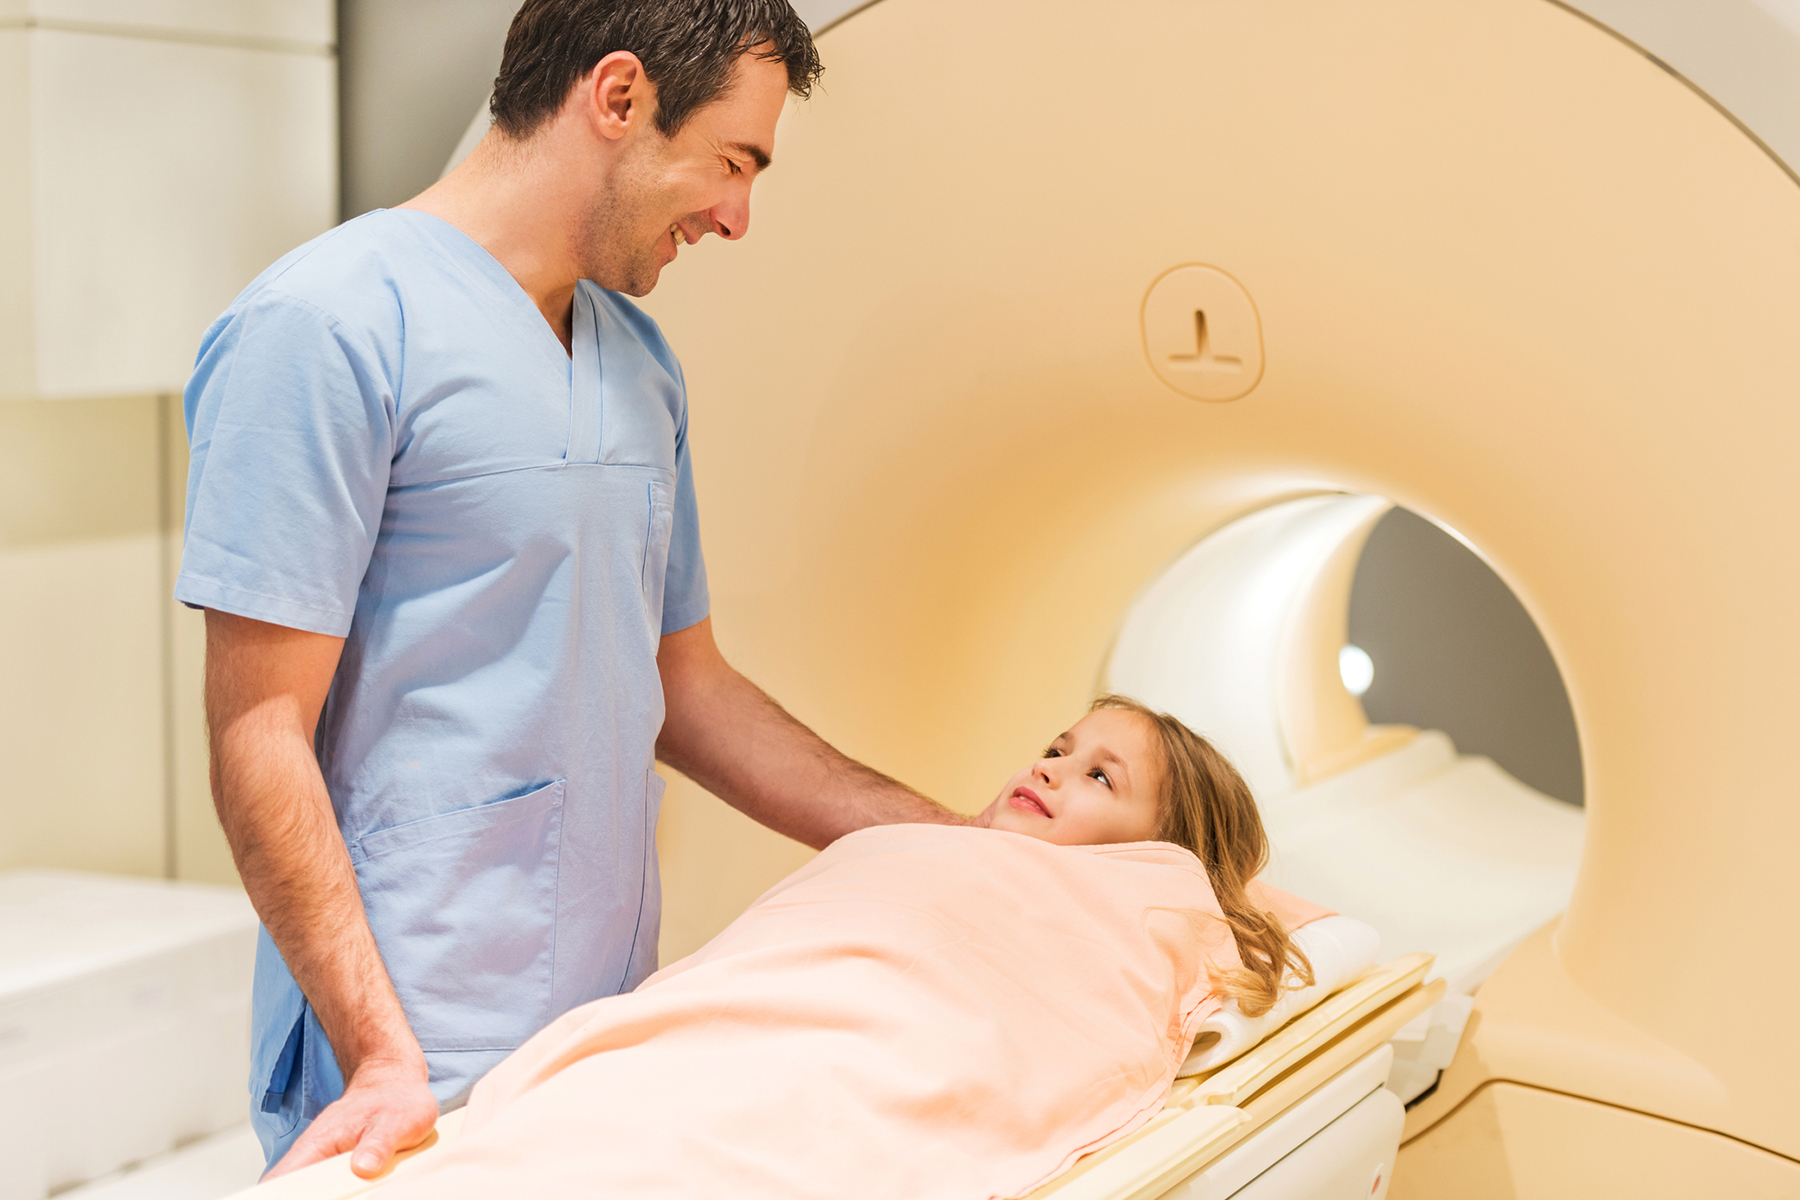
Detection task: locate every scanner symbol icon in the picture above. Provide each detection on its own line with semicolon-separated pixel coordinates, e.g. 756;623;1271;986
1141;265;1265;401
1166;309;1244;373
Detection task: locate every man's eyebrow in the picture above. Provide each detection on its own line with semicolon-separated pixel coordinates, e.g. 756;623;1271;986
730;141;773;172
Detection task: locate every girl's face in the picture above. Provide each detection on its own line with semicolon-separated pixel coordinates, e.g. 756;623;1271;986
980;709;1166;846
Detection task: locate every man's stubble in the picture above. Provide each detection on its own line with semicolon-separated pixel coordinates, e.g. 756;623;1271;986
575;137;669;297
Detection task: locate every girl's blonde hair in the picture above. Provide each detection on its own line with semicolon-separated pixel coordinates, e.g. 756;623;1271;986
1092;694;1313;1018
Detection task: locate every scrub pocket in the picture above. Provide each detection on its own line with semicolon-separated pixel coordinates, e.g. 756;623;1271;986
350;780;564;1053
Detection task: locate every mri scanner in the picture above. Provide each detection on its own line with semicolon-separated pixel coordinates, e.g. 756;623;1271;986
224;0;1800;1193
621;0;1800;1190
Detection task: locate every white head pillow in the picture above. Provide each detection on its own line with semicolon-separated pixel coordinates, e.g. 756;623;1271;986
1178;914;1382;1077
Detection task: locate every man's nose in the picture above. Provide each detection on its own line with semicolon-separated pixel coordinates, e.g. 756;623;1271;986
709;190;751;241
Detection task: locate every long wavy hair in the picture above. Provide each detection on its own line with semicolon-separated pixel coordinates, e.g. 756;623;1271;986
1092;694;1313;1017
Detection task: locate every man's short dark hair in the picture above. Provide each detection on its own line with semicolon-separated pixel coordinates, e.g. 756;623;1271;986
490;0;822;141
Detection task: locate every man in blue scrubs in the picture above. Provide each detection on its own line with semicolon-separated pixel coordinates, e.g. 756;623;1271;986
179;0;967;1180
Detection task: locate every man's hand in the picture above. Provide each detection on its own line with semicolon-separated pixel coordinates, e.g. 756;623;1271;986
265;1055;438;1180
656;618;972;847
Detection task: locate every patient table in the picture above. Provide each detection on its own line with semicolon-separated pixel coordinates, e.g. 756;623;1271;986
229;955;1441;1200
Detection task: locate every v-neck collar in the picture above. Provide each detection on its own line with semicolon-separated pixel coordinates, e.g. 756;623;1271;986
388;209;609;464
566;284;605;465
389;208;578;367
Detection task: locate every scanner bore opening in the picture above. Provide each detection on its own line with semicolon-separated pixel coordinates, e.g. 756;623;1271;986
1102;493;1587;998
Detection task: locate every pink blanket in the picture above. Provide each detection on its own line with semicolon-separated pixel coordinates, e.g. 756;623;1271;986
379;825;1330;1200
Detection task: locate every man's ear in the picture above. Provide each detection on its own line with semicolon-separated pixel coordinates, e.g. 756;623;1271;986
584;50;654;142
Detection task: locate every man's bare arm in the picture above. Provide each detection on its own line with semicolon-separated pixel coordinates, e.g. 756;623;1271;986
205;611;436;1179
655;618;970;849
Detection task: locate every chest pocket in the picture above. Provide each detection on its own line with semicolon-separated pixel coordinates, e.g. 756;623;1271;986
641;478;675;634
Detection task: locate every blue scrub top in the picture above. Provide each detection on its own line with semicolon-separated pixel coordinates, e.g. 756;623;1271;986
176;209;710;1148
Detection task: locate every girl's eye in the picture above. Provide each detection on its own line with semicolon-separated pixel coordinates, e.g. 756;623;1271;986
1043;747;1062;758
1091;770;1112;789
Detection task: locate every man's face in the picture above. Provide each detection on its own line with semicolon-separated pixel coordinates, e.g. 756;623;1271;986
579;51;789;296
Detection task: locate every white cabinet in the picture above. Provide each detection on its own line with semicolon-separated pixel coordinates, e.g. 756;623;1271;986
0;1;335;400
0;869;259;1199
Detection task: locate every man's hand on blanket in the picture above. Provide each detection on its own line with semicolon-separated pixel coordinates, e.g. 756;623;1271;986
265;1056;439;1181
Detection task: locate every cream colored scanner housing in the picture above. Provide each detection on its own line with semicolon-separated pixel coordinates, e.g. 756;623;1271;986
633;0;1800;1192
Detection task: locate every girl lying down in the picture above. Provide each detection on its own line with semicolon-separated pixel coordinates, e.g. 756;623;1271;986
374;696;1324;1200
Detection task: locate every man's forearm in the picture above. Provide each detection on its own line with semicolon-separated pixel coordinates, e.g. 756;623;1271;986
205;613;423;1078
214;740;418;1071
205;611;436;1178
656;620;967;848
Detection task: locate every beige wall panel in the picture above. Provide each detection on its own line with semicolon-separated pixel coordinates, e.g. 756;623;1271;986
15;29;334;399
0;397;164;875
161;397;236;885
638;0;1800;1156
9;0;334;44
1392;1082;1800;1199
0;30;32;397
0;392;235;885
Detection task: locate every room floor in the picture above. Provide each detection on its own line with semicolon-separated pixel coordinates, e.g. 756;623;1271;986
60;1126;264;1200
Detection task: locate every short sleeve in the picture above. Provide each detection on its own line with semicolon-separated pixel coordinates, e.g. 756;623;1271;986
176;290;396;637
659;379;710;636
